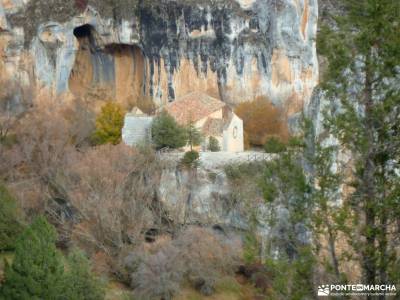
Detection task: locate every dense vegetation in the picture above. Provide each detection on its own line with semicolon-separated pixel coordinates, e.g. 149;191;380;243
0;185;23;251
151;110;203;151
263;137;287;153
1;217;65;299
0;97;241;299
151;110;187;149
180;150;200;168
207;136;221;152
228;1;399;298
317;0;400;289
185;121;202;151
0;217;104;300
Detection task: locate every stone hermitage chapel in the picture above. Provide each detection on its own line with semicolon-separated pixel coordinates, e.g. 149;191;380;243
122;92;244;152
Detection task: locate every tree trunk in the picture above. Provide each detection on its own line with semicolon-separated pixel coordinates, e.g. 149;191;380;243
362;52;377;298
327;225;340;281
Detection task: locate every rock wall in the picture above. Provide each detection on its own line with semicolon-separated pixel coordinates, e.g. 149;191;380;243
0;0;318;115
156;154;290;258
157;157;264;230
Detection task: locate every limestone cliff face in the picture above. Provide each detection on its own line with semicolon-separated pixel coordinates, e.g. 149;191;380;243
0;0;318;115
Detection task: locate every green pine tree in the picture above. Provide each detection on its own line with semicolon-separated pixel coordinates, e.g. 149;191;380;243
318;0;400;289
0;216;64;300
259;142;315;299
309;140;347;283
151;110;187;149
60;249;105;300
185;120;202;151
207;136;221;152
0;184;23;251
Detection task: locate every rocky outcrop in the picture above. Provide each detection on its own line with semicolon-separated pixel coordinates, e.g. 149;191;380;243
156;152;271;231
0;0;318;116
157;152;243;227
158;167;234;225
155;154;306;262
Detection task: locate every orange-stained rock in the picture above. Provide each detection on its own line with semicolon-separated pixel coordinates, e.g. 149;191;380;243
114;45;145;108
271;49;293;87
69;35;94;97
301;0;309;39
0;0;319;121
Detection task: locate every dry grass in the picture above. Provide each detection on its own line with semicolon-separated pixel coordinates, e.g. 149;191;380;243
175;276;257;300
105;281;132;300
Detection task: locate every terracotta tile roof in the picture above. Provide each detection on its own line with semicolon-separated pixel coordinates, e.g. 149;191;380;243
202;118;224;136
164;92;226;125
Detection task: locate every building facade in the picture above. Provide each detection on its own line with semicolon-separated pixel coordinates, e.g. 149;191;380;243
122;93;244;152
122;107;153;146
164;92;244;152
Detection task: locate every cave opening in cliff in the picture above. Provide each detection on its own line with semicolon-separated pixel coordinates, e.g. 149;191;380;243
69;25;147;110
73;24;93;39
69;24;98;97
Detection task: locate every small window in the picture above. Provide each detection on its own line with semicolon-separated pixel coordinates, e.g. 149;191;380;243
233;126;238;139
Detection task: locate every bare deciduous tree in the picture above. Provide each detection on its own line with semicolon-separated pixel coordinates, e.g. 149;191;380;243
59;144;163;256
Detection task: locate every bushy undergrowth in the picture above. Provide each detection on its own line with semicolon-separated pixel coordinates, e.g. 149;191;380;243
181;150;200;168
207;136;221;152
62;249;106;300
223;162;265;221
264;136;287;153
0;217;105;300
263;247;315;300
0;184;23;251
131;228;240;299
152;110;187;150
224;162;265;182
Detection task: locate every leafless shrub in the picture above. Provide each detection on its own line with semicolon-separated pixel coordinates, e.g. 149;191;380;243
1;95;93;215
17;102;74;174
173;227;240;294
61;97;95;147
0;98;75;214
1;94;165;262
131;227;241;298
132;244;183;300
113;246;145;284
0;77;32;179
60;144;162;257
